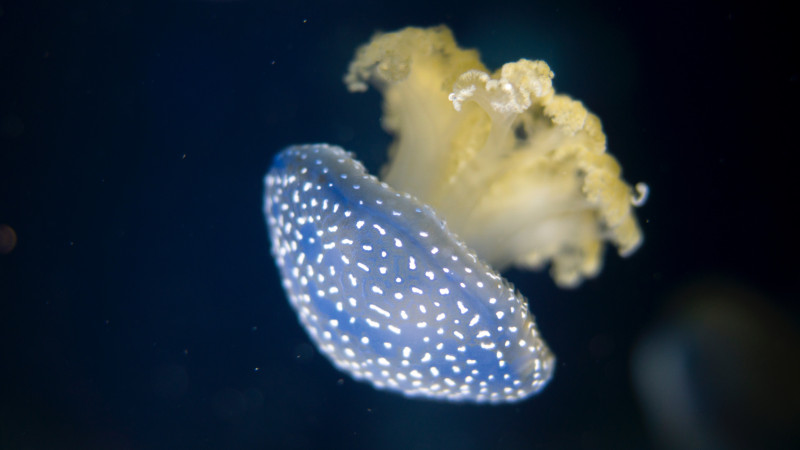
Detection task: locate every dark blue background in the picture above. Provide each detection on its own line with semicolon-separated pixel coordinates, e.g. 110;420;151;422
1;1;797;449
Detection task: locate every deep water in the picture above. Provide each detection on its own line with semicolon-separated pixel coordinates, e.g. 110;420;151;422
1;1;798;449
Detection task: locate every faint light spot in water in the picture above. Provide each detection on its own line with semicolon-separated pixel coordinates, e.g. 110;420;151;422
0;224;17;255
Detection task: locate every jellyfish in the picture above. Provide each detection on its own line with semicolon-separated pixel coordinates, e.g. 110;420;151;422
264;26;646;403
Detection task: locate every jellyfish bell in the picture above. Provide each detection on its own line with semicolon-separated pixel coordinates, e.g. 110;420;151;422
264;26;646;403
265;144;554;403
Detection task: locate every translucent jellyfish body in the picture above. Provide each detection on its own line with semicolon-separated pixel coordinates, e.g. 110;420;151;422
264;26;645;403
265;145;554;402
